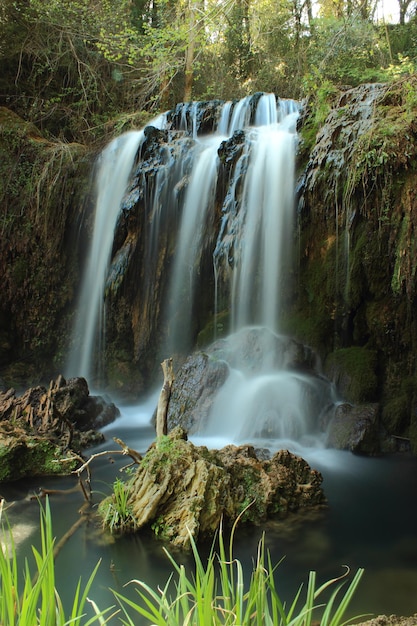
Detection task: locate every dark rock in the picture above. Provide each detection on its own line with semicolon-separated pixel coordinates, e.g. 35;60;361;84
167;353;229;433
324;347;378;403
0;375;118;481
167;327;328;435
327;402;380;454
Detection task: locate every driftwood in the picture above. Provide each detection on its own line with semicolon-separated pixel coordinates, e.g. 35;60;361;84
73;437;142;500
156;358;175;438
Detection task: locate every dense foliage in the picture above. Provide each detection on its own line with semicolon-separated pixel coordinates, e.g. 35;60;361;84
1;0;416;142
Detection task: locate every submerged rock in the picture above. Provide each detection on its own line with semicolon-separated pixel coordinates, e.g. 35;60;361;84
0;375;119;481
100;426;326;548
357;616;417;626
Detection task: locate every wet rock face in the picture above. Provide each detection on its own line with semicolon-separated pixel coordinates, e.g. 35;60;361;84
326;403;380;454
166;327;325;435
166;353;229;433
295;78;417;451
0;375;119;481
207;327;318;375
301;83;386;204
166;100;224;135
104;426;325;548
103;127;198;392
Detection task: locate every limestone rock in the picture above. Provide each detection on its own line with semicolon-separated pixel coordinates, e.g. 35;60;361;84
327;402;380;454
105;427;326;548
357;616;417;626
166;353;229;433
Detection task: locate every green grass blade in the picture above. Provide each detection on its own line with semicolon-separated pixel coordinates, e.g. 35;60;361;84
327;567;365;626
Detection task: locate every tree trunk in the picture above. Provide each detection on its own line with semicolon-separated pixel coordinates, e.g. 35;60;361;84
184;0;198;102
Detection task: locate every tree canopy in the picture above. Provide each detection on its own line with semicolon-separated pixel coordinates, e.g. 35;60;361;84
0;0;416;141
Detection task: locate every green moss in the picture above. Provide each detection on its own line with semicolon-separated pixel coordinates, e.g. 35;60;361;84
381;375;417;435
325;346;378;403
382;395;409;434
235;466;268;524
0;438;76;482
151;515;174;540
140;434;184;475
196;310;230;348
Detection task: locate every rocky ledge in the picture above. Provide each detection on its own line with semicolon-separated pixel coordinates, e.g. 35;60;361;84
99;426;326;549
0;375;119;482
358;616;417;626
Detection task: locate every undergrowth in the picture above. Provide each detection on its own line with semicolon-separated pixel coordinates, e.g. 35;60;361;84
1;499;366;625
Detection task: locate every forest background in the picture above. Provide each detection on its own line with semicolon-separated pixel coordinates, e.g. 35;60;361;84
1;0;417;146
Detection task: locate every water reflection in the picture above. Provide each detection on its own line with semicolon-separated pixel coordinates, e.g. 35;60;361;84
2;402;417;620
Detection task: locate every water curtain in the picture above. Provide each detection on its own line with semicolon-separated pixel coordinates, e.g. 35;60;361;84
67;95;302;395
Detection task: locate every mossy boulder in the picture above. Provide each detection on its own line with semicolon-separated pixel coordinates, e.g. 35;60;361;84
0;376;118;482
0;435;78;482
327;402;380;454
324;347;378;403
99;427;326;548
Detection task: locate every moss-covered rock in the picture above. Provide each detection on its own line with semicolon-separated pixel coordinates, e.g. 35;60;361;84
296;78;417;447
99;427;326;548
0;376;118;482
0;435;78;482
324;347;378;403
327;402;380;454
0;107;92;385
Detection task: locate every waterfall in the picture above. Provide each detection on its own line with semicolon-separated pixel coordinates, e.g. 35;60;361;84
66;92;334;452
166;137;220;354
66;115;166;382
212;99;299;331
164;93;299;352
230;122;297;330
66;131;145;382
204;366;334;446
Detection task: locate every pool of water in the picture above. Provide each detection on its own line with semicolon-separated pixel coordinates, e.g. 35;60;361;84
2;398;417;622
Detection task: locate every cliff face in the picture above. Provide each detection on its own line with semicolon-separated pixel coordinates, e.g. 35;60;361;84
0;107;93;385
294;77;417;451
1;79;417;450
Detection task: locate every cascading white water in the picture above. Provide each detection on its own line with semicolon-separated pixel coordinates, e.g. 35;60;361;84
67;93;335;447
192;324;337;451
66;112;172;382
211;95;300;331
66;131;145;381
167;137;220;353
205;368;333;445
230;121;297;330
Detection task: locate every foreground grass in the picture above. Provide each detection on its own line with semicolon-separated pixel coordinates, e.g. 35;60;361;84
0;499;365;625
0;499;113;625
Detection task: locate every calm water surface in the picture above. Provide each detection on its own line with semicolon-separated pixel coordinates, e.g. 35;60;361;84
2;397;417;622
